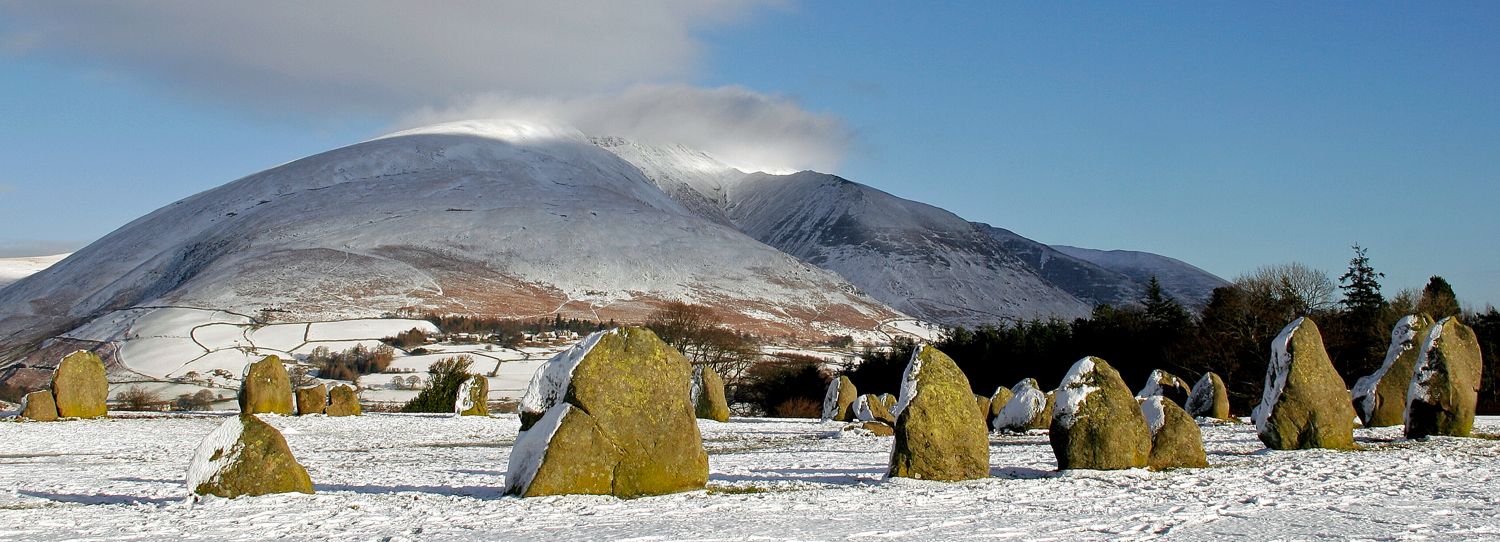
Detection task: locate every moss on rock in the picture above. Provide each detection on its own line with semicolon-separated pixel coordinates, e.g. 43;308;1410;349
987;386;1013;427
294;384;327;416
325;384;361;417
856;393;896;425
821;375;858;421
1405;317;1484;438
1351;315;1434;428
1252;318;1356;450
52;351;108;419
20;390;59;421
888;345;989;481
1049;356;1152;470
455;376;489;417
1185;372;1231;421
843;420;895;437
1136;369;1193;406
238;356;294;415
188;414;313;498
1141;396;1208;470
693;365;731;422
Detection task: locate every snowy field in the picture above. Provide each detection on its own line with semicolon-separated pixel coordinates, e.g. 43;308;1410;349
3;414;1499;541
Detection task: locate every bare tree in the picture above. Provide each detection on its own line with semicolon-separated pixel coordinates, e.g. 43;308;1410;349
1235;262;1336;315
117;385;161;411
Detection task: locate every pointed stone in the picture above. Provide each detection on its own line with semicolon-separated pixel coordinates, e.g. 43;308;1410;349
19;390;58;421
987;386;1014;426
1140;396;1208;470
238;356;294;415
1252;318;1356;450
887;345;989;481
992;378;1050;433
1185;372;1232;421
294;384;327;416
1136;369;1193;406
820;375;858;421
455;376;489;416
692;365;730;422
854;393;895;425
1351;315;1434;427
187;414;313;498
325;384;361;417
52;351;108;419
1050;356;1152;470
1405;317;1484;438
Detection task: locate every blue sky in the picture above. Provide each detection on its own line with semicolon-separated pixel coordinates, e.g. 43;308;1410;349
1;3;1495;307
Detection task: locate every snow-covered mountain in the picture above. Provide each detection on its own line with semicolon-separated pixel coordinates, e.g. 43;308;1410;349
0;120;900;368
1051;245;1227;308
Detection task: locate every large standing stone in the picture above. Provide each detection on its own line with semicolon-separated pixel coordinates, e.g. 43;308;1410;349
1405;317;1484;438
294;384;327;416
887;345;989;481
1251;318;1356;450
691;365;731;422
820;375;858;422
507;328;708;497
973;394;991;430
1185;372;1232;421
238;356;294;415
19;390;59;421
187;414;314;498
454;376;489;417
325;384;361;417
992;378;1050;433
987;386;1014;426
1135;369;1193;406
52;350;108;419
1140;396;1208;470
1351;315;1434;427
1050;356;1152;470
854;393;896;425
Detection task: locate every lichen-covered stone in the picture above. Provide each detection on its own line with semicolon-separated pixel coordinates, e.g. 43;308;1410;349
692;365;730;422
19;390;58;421
1050;356;1151;470
987;386;1013;426
843;420;895;437
294;384;327;416
1136;369;1193;406
1351;315;1434;427
1185;372;1232;421
506;327;708;498
1251;318;1356;450
820;375;858;421
992;378;1050;433
880;393;897;412
325;384;361;417
238;356;294;415
52;350;108;419
455;376;488;416
888;345;989;481
973;394;991;430
187;414;313;498
1140;396;1208;470
1405;317;1484;438
854;393;895;425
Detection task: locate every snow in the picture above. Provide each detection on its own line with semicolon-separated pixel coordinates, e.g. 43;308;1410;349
993;380;1047;432
518;329;612;416
890;347;925;418
455;376;480;414
1253;317;1304;433
306;319;438;342
1134;369;1171;399
1353;314;1422;419
819;378;842;421
1186;372;1217;414
1406;317;1453;412
6;412;1500;539
689;365;704;406
183;414;247;498
502;401;572;496
0;253;68;288
1140;396;1168;434
853;394;875;422
1053;357;1101;429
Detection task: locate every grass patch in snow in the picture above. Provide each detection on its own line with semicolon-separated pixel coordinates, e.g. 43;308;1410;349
705;484;774;495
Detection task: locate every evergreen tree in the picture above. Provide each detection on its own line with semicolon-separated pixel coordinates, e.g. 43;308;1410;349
1337;244;1384;314
1331;245;1388;383
1417;276;1461;319
1142;276;1191;328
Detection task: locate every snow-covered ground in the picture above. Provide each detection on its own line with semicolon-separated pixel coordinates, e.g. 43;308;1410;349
0;253;68;288
3;414;1498;541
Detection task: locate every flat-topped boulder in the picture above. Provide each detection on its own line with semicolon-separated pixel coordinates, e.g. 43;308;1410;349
295;384;327;416
1050;356;1151;470
887;345;989;481
187;414;313;498
19;390;58;422
992;378;1050;433
52;351;108;419
1351;315;1434;428
325;384;361;417
507;327;707;497
821;375;858;422
1135;369;1192;406
1405;317;1484;438
1251;318;1356;450
843;420;895;437
1185;372;1231;421
455;376;488;417
239;356;294;415
1140;396;1208;469
692;365;730;422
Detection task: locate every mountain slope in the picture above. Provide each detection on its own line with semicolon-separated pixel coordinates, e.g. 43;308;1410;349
1051;245;1227;307
0;120;901;367
975;225;1147;308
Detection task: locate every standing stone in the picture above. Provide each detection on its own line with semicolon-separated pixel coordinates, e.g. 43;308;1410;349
973;394;991;431
854;393;896;425
887;345;989;481
820;375;858;422
1251;318;1356;450
455;376;489;417
1050;356;1152;470
1135;369;1193;406
992;378;1050;433
691;365;731;422
19;390;59;421
1185;372;1232;421
1140;396;1208;470
52;350;108;419
294;384;327;416
987;386;1014;426
1351;315;1435;427
325;384;361;417
879;393;897;412
1405;317;1484;438
238;356;294;415
507;328;708;497
187;414;314;498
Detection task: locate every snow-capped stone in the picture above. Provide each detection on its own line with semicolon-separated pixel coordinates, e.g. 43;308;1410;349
887;345;989;481
987;386;1014;426
1136;369;1192;406
1185;372;1231;421
854;393;895;425
1351;314;1434;427
519;329;611;429
692;365;730;422
1140;396;1208;470
1251;318;1355;450
187;414;313;498
51;351;107;419
821;375;858;422
454;376;488;417
1405;317;1484;438
992;378;1050;433
1049;356;1151;470
238;356;294;415
325;384;360;417
19;390;58;421
504;327;707;497
879;393;897;412
294;384;327;416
